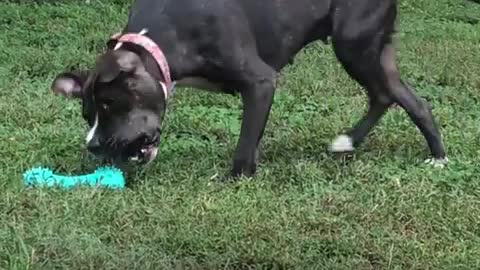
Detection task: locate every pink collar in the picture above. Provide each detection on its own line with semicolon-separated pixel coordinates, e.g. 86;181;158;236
109;29;173;99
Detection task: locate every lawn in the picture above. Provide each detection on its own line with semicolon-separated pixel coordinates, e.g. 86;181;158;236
1;0;479;269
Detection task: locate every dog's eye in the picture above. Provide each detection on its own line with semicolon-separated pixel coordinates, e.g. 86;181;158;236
100;98;114;110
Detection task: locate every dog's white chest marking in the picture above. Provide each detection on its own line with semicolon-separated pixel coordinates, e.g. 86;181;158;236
86;114;99;143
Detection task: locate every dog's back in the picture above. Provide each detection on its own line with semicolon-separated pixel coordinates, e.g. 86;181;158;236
126;0;396;70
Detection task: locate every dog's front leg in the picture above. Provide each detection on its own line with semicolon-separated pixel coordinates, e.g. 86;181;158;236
231;61;277;178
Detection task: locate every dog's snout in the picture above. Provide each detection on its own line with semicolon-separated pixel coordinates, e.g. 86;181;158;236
84;109;162;162
134;127;161;144
135;133;150;144
141;114;159;128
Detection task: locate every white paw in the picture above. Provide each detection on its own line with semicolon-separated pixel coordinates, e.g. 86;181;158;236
329;135;354;153
424;157;449;168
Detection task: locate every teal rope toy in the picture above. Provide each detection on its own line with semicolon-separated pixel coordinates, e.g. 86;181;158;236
23;166;125;189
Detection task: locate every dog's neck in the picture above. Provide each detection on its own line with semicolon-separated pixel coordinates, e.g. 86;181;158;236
108;30;173;99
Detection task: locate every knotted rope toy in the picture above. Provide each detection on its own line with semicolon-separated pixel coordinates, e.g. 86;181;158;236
23;166;125;189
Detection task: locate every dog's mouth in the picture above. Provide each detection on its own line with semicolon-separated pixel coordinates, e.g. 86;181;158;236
128;144;159;164
123;135;160;164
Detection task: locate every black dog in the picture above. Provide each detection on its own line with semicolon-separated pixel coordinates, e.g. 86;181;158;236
51;0;448;178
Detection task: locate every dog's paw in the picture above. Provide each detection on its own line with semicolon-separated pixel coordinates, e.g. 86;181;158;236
230;168;256;180
329;135;354;153
424;157;449;168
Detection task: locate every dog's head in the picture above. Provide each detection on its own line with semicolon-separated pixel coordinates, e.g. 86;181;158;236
52;49;167;164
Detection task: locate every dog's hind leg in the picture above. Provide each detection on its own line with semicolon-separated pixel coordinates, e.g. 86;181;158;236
328;3;447;166
379;43;447;167
328;35;393;153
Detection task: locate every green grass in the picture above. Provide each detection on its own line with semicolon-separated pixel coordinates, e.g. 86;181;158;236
1;0;480;269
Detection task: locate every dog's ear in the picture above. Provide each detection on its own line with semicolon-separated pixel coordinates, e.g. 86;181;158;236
97;50;143;83
51;70;89;98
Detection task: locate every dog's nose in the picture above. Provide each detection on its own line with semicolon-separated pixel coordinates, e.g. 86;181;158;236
133;127;161;145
